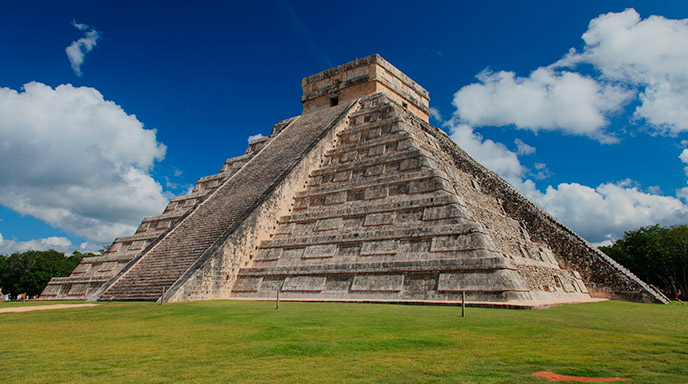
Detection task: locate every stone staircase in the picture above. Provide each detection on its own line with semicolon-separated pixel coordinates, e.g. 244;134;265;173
40;151;255;300
95;102;355;301
230;95;556;303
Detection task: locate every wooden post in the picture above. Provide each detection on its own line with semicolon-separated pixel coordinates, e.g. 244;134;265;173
461;291;466;318
161;286;165;305
84;290;87;303
276;289;280;310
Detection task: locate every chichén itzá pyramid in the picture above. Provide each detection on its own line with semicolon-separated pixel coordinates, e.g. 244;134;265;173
41;55;668;307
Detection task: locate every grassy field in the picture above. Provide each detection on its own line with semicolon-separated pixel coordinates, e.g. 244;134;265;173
1;300;686;383
0;300;78;307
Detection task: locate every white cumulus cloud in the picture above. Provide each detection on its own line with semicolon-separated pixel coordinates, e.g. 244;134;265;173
517;179;688;244
453;68;633;142
65;20;100;76
429;107;443;123
557;9;688;134
247;133;265;143
680;149;688;165
444;8;688;244
446;121;524;183
0;82;169;244
455;9;688;140
0;232;96;255
514;139;535;155
679;148;688;177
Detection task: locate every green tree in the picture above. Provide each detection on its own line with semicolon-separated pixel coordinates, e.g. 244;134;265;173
0;255;6;297
0;250;95;299
600;224;688;299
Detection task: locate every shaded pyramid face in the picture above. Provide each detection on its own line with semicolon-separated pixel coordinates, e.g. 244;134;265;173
230;94;590;304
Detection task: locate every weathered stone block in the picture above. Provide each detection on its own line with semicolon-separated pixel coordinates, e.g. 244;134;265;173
303;244;337;259
431;233;493;252
325;191;347;205
293;198;309;210
360;240;398;256
334;170;352;182
283;247;306;260
437;271;527;292
364;164;384;177
255;248;282;262
367;144;385;157
408;178;437;194
363;212;395;227
399;158;420;171
351;274;404;292
233;276;263;292
422;204;466;221
282;276;326;292
365;185;388;200
314;217;343;231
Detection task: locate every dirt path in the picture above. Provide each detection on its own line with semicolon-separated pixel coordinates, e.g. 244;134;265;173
533;371;630;382
0;304;98;314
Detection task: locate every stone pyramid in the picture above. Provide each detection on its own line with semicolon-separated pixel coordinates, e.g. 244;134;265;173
42;55;667;307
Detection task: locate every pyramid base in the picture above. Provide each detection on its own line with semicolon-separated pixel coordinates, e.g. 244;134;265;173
226;296;607;310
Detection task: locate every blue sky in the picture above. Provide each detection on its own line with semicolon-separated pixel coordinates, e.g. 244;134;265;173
1;1;687;253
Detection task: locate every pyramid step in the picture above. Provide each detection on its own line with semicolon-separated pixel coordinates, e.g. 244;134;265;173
321;141;443;174
282;192;460;223
312;162;437;191
310;148;422;178
346;102;395;120
273;208;471;240
242;257;514;277
325;129;409;157
169;190;212;205
259;222;491;250
295;169;445;199
141;209;187;224
118;230;167;243
197;170;232;184
343;116;401;135
308;161;431;193
81;252;137;264
252;249;503;267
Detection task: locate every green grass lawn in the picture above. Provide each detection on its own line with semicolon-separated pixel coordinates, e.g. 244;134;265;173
0;300;78;308
1;300;686;383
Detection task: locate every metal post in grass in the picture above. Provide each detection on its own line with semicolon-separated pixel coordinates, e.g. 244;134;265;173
462;291;466;318
83;290;87;303
161;286;165;305
276;288;280;310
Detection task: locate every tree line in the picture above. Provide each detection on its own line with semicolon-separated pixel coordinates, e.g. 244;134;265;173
0;250;97;299
600;224;687;300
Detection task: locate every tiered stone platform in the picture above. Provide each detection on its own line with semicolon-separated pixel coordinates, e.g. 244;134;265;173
95;103;355;301
230;94;590;303
40;127;274;300
41;54;667;306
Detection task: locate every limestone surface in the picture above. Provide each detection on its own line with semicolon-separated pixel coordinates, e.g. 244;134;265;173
41;54;667;306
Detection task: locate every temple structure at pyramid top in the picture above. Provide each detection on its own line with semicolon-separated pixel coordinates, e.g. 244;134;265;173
41;54;668;307
301;54;430;121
